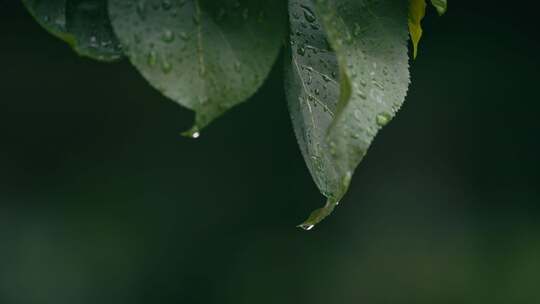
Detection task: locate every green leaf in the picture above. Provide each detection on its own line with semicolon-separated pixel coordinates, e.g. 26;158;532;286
22;0;75;45
430;0;447;15
108;0;287;136
22;0;123;62
408;0;448;59
286;0;410;230
66;0;124;62
408;0;426;59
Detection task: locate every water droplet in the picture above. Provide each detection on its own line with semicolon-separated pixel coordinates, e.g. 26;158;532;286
354;109;362;121
147;51;157;66
161;59;172;74
373;81;384;90
300;224;314;231
301;5;317;23
162;29;174;42
342;171;352;187
357;89;367;99
179;31;189;41
376;113;391;126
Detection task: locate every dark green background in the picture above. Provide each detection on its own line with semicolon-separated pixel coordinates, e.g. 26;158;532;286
1;1;539;303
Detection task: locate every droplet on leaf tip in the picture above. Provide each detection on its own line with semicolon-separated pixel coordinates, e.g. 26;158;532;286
298;223;315;231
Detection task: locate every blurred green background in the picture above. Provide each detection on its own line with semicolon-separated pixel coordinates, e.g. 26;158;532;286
1;1;539;303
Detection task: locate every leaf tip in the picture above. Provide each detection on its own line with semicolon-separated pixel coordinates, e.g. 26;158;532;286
297;223;316;231
297;198;339;231
181;126;201;139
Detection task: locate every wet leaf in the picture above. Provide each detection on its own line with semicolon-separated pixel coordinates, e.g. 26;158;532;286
23;0;123;61
66;0;124;62
22;0;74;44
108;0;287;135
286;0;410;229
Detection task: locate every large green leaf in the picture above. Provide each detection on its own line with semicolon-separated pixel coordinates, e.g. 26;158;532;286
23;0;123;61
108;0;287;136
66;0;124;62
286;0;410;230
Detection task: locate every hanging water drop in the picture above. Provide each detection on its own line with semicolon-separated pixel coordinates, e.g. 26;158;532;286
376;113;391;127
299;224;314;231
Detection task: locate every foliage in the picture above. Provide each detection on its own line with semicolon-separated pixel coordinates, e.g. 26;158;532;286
22;0;446;229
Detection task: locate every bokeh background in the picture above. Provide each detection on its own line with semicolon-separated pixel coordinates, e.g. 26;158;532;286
1;1;539;303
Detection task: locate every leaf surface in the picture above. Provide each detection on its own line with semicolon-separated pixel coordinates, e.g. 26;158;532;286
109;0;287;135
286;0;410;229
22;0;74;44
23;0;123;61
66;0;123;62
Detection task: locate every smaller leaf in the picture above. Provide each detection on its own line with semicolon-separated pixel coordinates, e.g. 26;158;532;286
408;0;426;59
23;0;123;62
286;0;411;229
431;0;447;15
22;0;76;46
109;0;286;134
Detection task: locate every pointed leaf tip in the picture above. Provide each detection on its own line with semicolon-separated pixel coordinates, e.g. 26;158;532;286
408;0;426;59
298;198;338;231
181;126;201;139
